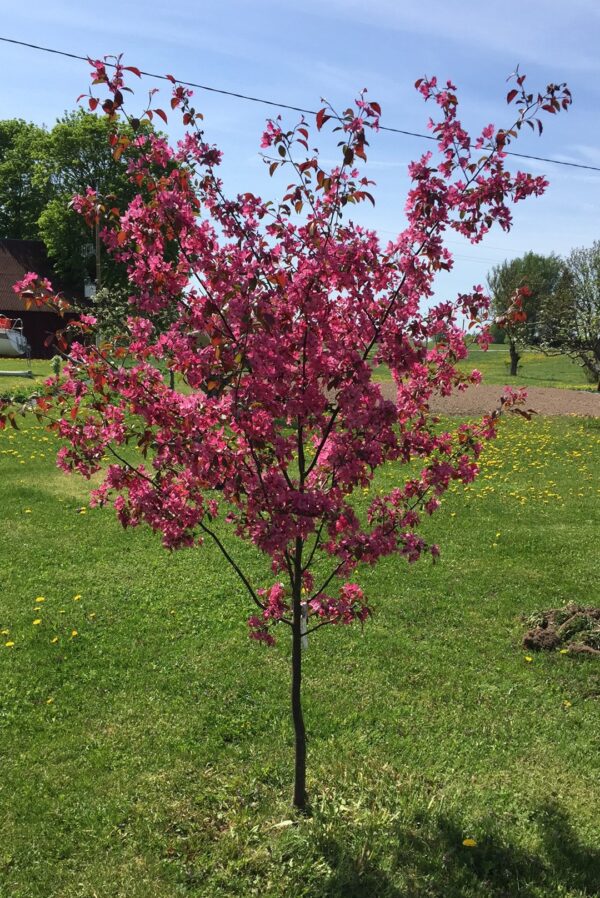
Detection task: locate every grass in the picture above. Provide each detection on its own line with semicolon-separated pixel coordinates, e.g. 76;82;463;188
459;346;595;390
0;415;599;896
0;358;53;400
372;344;594;390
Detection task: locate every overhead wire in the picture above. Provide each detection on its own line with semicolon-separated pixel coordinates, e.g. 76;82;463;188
2;35;600;174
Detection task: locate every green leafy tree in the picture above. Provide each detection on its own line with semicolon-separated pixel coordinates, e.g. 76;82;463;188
0;111;146;294
488;252;564;375
0;119;49;239
539;242;600;390
37;110;138;293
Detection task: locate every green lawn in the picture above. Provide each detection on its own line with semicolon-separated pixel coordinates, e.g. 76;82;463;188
1;416;599;897
459;346;594;390
0;358;53;400
373;345;594;390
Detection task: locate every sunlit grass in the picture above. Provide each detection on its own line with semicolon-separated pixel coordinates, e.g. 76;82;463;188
0;415;599;897
372;345;594;390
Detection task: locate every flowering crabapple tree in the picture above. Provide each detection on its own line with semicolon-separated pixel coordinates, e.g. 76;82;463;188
8;58;571;811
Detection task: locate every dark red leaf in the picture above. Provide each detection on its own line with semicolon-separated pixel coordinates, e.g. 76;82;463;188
316;108;330;131
506;89;518;104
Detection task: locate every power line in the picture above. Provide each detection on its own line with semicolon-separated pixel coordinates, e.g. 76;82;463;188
2;34;600;174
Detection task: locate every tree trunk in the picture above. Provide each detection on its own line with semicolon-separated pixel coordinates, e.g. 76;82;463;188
291;541;308;812
509;339;520;376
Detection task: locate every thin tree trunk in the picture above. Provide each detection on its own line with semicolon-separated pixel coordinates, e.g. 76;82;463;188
291;539;307;812
509;339;520;377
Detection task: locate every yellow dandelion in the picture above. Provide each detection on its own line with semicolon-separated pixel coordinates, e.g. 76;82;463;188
1;629;9;636
5;641;15;647
24;509;32;514
46;697;54;704
73;594;82;601
462;838;477;847
32;619;42;626
562;700;572;708
71;630;78;638
559;648;569;654
35;596;45;603
50;637;59;644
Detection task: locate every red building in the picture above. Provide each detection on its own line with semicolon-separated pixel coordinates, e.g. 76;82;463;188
0;239;80;359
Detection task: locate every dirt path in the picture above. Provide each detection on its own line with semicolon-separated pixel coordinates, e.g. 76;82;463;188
378;382;600;417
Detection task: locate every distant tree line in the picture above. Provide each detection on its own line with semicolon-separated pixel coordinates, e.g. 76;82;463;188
488;247;600;390
0;111;181;343
0;110;140;294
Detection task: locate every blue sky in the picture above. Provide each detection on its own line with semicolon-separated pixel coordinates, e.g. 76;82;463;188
1;0;599;303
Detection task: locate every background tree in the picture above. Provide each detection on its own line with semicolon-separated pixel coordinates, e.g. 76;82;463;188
37;110;141;293
488;252;565;375
488;320;506;344
539;241;600;390
0;119;49;239
0;111;143;293
9;60;570;812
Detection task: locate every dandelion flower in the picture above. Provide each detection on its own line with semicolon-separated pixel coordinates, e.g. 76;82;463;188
50;637;59;644
462;838;477;847
5;641;15;648
32;619;42;626
524;656;533;663
35;596;45;603
73;595;82;601
71;630;78;638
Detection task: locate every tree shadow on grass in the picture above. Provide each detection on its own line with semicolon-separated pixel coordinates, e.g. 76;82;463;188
316;800;600;898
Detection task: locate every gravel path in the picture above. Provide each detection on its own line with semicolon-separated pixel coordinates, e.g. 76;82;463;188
378;382;600;417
